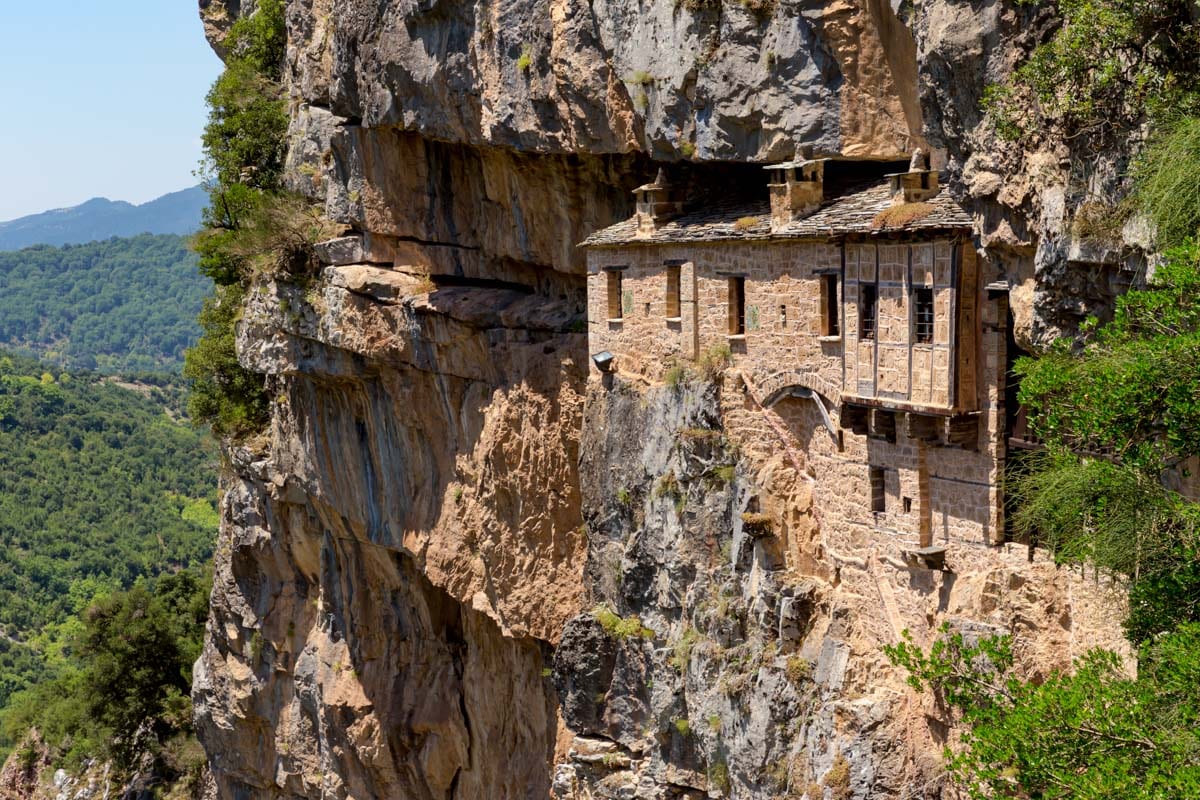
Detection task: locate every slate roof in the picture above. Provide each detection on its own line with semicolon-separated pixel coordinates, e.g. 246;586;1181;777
579;180;973;248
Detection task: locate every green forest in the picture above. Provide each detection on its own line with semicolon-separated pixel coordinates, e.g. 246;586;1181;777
0;234;209;373
0;349;217;768
0;0;288;780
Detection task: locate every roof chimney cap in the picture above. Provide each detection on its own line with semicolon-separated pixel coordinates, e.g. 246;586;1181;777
635;168;670;193
885;151;941;204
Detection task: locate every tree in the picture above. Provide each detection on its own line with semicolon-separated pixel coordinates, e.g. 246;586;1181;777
183;284;270;437
0;570;211;770
886;623;1200;799
1012;241;1200;641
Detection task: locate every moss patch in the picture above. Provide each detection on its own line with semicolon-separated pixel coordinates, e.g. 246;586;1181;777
871;202;935;230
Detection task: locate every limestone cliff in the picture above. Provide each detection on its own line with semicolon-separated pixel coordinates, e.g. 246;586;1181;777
194;1;1133;798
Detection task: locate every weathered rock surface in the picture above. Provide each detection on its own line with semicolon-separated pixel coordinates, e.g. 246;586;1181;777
285;0;922;162
195;0;1138;797
0;731;216;800
193;271;587;797
548;375;1126;799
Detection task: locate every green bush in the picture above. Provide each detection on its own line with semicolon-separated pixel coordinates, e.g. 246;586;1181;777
982;0;1200;140
200;0;287;194
664;363;689;388
1;570;211;770
961;234;1200;794
887;623;1200;799
187;0;298;439
183;284;270;438
1015;242;1200;469
591;604;654;640
1131;117;1200;248
1013;242;1200;640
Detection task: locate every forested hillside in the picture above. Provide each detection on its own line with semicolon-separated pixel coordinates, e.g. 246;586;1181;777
0;234;209;373
0;349;218;763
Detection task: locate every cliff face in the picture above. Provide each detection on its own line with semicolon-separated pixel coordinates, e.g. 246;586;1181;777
194;1;1133;797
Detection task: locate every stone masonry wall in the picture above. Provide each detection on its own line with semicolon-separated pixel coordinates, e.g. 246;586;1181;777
586;236;975;413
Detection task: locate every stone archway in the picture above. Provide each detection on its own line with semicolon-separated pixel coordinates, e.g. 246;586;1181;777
751;369;841;440
755;369;840;411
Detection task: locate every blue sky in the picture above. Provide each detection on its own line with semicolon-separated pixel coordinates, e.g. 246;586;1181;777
0;2;223;221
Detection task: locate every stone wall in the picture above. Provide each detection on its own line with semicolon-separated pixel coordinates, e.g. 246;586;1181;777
586;235;977;414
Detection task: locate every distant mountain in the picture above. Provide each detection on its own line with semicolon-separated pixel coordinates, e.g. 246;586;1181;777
0;186;207;250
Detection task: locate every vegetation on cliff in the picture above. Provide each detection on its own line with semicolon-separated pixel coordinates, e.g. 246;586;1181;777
0;234;208;373
983;0;1200;141
1013;240;1200;642
185;0;288;438
186;0;334;438
887;623;1200;799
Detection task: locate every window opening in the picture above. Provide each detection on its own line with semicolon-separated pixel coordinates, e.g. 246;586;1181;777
870;467;886;513
860;284;877;340
821;274;839;336
729;277;745;335
914;287;934;344
607;270;623;319
666;265;681;318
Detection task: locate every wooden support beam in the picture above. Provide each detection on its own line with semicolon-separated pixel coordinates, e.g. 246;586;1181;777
904;412;940;442
868;409;896;443
841;404;869;436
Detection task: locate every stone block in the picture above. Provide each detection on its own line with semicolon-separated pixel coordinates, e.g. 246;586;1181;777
314;236;364;266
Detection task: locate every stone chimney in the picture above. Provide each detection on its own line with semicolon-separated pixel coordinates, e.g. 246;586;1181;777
634;169;684;235
766;158;827;228
887;149;940;204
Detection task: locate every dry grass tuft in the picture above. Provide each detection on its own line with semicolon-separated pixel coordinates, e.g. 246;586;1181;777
871;202;935;230
733;216;760;232
698;342;732;380
1071;199;1128;246
824;753;852;800
740;511;774;535
411;271;437;295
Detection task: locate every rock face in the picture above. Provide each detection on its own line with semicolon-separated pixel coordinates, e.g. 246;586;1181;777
192;272;586;797
288;0;922;162
194;0;1136;798
0;731;216;800
548;374;1125;799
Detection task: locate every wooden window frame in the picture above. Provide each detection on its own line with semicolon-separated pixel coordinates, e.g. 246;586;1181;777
606;268;624;320
728;277;746;335
821;274;840;337
913;286;934;344
665;264;681;319
860;284;877;340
